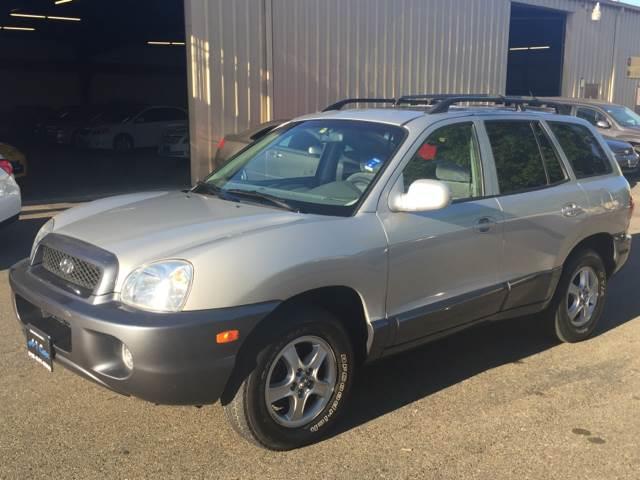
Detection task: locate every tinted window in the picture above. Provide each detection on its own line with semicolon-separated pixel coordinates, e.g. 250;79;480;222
532;122;566;184
576;107;606;126
402;122;483;201
548;122;612;178
485;121;547;194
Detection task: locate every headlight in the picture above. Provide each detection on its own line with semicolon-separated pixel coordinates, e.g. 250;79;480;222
121;260;193;313
30;219;54;264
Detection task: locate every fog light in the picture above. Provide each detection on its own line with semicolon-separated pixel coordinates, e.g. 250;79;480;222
121;344;134;370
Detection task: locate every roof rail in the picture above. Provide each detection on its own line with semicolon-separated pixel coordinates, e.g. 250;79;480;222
322;98;396;112
418;95;564;114
395;93;492;107
323;94;566;115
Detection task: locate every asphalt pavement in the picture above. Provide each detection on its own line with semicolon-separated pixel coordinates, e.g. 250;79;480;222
1;188;639;479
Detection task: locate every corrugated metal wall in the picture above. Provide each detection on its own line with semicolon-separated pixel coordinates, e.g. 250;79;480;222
523;0;640;106
270;0;511;119
185;0;640;182
185;0;270;181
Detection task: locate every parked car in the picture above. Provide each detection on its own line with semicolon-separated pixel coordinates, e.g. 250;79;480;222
44;106;104;147
214;119;284;167
5;105;56;144
604;137;640;176
0;160;21;227
158;126;189;159
541;97;640;154
78;105;188;152
10;95;632;450
0;143;28;179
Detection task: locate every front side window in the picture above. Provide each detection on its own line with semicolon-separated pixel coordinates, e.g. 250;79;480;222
401;122;483;201
576;107;606;126
200;119;405;216
548;122;612;178
485;121;547;194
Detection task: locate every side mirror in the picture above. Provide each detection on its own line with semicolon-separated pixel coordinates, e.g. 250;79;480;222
390;179;451;212
596;119;611;129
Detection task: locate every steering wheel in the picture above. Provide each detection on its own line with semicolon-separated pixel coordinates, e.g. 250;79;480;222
346;172;375;192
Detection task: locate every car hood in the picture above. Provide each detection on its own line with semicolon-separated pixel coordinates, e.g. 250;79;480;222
52;191;305;272
604;137;633;153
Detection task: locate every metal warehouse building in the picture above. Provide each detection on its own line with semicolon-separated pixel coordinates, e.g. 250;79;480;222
184;0;640;181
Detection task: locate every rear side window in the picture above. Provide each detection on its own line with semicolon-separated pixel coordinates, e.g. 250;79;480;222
485;121;547;194
548;122;612;178
531;122;567;184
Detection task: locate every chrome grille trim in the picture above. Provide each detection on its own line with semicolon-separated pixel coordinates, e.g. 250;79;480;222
33;233;119;297
41;245;102;290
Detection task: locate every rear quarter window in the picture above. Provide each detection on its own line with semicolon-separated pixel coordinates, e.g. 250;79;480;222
548;122;612;178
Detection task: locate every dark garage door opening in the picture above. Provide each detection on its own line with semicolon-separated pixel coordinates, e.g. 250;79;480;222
506;3;566;97
0;0;189;203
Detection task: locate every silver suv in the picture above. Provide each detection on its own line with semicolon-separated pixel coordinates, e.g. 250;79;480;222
10;96;633;450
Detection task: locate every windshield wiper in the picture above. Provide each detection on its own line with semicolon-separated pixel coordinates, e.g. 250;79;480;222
191;181;222;197
224;189;299;212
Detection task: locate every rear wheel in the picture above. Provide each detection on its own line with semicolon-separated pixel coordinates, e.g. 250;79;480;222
223;308;354;450
550;249;607;343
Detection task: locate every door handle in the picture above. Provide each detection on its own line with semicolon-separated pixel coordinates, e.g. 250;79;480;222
561;203;584;217
474;216;495;233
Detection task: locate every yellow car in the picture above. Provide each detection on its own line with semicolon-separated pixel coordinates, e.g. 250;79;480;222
0;143;28;179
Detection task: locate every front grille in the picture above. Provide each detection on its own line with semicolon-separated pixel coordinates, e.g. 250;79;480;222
41;245;102;291
616;153;640;169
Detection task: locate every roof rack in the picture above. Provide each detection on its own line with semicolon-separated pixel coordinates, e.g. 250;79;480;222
412;94;564;114
395;93;492;107
323;94;566;115
322;98;396;111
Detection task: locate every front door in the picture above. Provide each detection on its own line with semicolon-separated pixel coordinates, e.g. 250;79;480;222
380;120;504;347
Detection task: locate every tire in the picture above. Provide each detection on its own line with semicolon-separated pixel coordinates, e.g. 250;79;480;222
113;134;134;152
223;307;354;450
549;249;607;343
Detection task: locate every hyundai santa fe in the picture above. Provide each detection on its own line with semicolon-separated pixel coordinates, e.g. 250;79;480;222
10;95;632;450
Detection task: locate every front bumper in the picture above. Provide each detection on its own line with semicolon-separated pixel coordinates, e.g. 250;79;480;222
9;259;278;405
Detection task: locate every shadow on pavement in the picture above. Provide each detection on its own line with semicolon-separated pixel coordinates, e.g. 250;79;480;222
333;233;640;438
0;217;48;271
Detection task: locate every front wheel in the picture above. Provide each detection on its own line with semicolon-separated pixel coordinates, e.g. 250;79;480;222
550;249;607;343
223;308;354;450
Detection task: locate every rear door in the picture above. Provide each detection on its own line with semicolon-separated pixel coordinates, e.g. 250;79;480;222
547;121;631;239
481;119;588;310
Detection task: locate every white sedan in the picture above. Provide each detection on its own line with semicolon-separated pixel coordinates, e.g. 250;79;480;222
80;105;188;152
0;159;21;227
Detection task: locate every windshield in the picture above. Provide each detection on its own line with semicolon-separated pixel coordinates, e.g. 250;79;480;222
603;105;640;127
200;119;405;216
